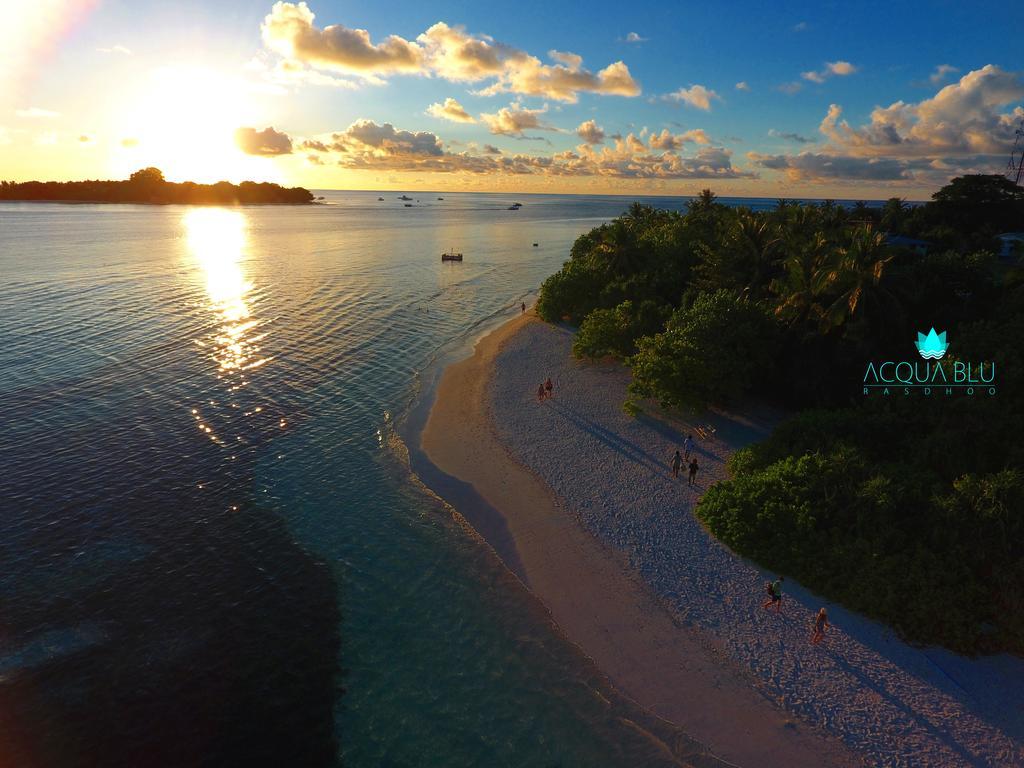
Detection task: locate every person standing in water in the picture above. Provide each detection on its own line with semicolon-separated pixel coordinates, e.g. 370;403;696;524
671;450;682;478
762;576;784;613
687;457;699;487
683;434;695;460
544;377;553;398
811;608;829;644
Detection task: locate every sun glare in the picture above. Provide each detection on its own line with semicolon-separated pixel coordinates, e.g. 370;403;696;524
184;207;270;378
117;66;281;184
185;207;248;320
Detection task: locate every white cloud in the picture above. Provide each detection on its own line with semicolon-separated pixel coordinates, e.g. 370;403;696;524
427;97;476;123
801;60;858;84
793;21;808;32
819;65;1024;158
752;64;1024;185
624;32;647;43
929;64;959;84
234;126;294;155
663;84;719;110
260;3;640;102
15;107;59;118
735;81;749;91
576;119;605;144
480;102;556;137
97;45;131;55
648;128;710;150
261;2;423;74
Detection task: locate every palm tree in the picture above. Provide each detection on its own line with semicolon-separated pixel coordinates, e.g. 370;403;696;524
689;188;718;214
728;210;783;298
813;226;899;330
880;197;908;231
771;232;831;330
594;219;640;275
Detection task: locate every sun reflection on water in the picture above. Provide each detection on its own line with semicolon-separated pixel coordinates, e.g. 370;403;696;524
184;208;272;447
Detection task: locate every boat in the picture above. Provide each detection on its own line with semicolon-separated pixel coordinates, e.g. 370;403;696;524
441;250;463;262
404;203;413;207
532;243;538;247
508;202;522;210
398;194;412;201
437;197;444;200
378;196;384;201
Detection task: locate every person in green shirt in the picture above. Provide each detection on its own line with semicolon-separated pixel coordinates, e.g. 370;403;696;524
762;576;784;612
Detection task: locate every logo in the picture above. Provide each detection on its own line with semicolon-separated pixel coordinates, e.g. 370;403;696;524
915;328;948;360
862;327;996;397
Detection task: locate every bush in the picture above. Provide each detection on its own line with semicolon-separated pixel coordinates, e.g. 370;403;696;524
629;290;779;409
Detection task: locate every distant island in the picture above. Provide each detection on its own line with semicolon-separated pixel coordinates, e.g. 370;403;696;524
0;167;315;205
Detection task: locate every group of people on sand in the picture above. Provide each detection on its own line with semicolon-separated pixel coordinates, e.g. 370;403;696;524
671;438;832;646
671;434;700;487
762;576;831;644
536;377;553;401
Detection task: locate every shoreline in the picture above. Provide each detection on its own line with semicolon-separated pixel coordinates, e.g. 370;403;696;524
419;312;857;768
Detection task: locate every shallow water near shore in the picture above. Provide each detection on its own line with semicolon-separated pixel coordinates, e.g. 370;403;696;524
0;190;887;765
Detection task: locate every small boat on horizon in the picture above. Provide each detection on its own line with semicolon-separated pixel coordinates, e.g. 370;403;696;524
441;250;463;262
508;202;522;210
437;197;444;200
404;203;413;207
398;194;413;201
378;196;384;201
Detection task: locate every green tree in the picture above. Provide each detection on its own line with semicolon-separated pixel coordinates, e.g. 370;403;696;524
629;289;778;409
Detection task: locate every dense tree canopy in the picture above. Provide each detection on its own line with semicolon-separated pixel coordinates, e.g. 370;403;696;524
0;169;314;205
537;176;1024;654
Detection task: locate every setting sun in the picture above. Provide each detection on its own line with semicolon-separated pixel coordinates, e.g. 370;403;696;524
115;66;280;184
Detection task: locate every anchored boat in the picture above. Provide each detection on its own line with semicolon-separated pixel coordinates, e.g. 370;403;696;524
441;250;463;262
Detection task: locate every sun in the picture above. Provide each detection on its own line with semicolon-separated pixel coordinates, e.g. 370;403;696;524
114;66;283;184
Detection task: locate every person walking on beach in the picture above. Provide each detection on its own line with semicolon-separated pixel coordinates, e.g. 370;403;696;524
521;301;526;314
683;434;695;460
687;458;699;487
811;608;829;644
544;377;553;398
537;383;546;402
671;450;682;478
762;576;784;613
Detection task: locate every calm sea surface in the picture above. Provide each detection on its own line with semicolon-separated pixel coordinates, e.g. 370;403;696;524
0;191;879;766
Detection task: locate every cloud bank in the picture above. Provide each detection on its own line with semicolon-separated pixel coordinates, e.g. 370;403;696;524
261;2;640;102
300;119;750;180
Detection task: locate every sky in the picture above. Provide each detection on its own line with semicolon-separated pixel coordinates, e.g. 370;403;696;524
2;0;1023;198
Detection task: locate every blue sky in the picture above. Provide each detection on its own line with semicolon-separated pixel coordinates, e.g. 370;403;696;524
3;0;1023;196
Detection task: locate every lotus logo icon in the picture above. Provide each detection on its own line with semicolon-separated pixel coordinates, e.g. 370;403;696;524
915;328;949;360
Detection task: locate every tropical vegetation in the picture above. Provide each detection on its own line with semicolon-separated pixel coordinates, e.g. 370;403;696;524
537;175;1024;654
0;167;315;205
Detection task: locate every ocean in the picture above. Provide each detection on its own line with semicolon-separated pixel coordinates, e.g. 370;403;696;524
0;190;880;766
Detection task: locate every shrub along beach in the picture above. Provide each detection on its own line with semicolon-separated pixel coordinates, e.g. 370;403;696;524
538;175;1024;656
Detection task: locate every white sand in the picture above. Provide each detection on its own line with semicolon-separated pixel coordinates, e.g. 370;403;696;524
486;318;1024;767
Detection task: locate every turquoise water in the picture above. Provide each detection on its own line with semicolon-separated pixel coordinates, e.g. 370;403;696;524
0;191;884;766
0;191;703;767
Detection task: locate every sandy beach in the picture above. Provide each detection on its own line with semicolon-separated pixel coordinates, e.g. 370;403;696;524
421;312;1024;768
